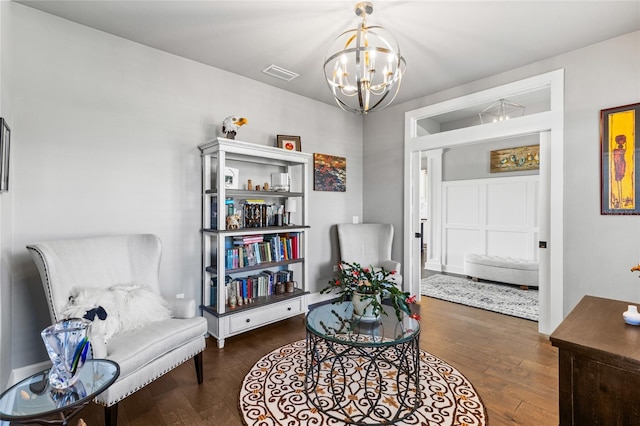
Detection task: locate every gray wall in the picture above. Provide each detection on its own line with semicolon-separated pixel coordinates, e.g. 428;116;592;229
1;3;363;377
364;30;640;316
0;0;13;390
362;105;404;245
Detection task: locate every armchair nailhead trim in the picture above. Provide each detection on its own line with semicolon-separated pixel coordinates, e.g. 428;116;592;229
95;345;206;407
27;247;60;322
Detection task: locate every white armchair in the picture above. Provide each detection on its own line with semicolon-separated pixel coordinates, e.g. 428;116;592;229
26;234;207;426
337;223;403;285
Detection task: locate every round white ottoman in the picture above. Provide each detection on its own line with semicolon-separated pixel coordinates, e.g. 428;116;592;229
463;253;539;288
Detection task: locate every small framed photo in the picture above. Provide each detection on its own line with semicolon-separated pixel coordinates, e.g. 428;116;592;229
277;135;301;152
224;167;239;189
600;102;640;214
0;118;10;192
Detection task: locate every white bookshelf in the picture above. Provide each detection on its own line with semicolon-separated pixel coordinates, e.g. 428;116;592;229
198;138;310;348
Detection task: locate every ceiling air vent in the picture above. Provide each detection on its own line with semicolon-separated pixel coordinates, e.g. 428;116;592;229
262;64;299;82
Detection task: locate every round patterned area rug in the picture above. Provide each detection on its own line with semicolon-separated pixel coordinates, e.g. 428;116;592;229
239;339;486;425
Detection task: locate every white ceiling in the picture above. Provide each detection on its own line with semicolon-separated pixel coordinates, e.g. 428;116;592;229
14;1;640;110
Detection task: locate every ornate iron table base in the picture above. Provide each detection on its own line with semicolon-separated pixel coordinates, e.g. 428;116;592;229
305;332;421;425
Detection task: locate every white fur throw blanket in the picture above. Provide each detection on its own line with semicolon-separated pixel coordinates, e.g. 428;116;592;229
62;284;171;343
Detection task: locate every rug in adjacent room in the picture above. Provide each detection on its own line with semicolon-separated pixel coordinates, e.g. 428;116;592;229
421;274;538;321
239;339;486;426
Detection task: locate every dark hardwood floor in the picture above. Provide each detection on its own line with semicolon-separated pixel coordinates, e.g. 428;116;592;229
67;297;558;425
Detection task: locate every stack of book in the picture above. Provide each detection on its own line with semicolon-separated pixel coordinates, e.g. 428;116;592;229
209;275;232;306
210;199;291;230
225;233;301;269
243;200;267;228
213;269;294;307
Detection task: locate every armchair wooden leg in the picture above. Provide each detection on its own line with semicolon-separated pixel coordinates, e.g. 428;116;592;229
105;403;118;426
194;352;204;384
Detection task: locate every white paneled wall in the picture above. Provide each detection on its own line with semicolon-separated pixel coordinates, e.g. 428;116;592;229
442;176;539;274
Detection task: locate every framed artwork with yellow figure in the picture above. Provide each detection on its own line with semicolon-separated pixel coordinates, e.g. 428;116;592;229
601;102;640;215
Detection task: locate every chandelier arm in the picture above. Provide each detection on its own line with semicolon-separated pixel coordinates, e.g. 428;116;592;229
337;88;357;98
367;77;404;112
355;21;366;111
367;88;390;112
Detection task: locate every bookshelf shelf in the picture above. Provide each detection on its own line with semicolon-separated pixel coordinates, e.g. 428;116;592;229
205;189;304;198
206;258;304;275
201;289;308;317
199;138;311;348
201;225;310;235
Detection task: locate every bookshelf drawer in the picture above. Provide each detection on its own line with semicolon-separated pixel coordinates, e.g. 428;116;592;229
229;298;304;333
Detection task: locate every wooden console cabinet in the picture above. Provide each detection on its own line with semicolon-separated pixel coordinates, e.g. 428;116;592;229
550;295;640;425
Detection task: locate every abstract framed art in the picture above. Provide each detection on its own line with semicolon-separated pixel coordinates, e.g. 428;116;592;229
601;102;640;214
313;153;346;192
0;118;10;192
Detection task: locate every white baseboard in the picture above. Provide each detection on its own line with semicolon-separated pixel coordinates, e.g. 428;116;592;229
307;291;337;307
7;360;51;387
443;265;465;275
425;262;443;272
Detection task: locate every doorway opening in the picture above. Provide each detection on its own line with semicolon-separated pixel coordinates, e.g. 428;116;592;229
419;133;544;321
404;70;564;334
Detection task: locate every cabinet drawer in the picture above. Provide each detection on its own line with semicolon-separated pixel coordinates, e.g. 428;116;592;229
229;298;304;333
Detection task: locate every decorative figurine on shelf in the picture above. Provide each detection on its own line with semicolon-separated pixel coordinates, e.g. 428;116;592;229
222;116;248;140
263;182;269;191
247;179;253;190
226;214;241;230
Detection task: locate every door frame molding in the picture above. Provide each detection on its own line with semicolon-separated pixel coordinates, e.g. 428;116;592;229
403;69;564;334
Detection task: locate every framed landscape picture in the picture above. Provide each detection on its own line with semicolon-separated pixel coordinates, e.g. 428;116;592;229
601;102;640;215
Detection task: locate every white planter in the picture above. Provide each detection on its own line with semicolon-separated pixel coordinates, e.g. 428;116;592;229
352;292;381;322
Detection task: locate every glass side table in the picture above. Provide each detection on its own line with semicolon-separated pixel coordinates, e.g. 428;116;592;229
305;301;421;425
0;359;119;425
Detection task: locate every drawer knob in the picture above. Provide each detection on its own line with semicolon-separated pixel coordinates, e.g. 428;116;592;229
287;307;292;311
246;318;251;323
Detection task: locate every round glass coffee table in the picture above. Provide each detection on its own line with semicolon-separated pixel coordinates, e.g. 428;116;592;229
305;301;421;424
0;359;119;425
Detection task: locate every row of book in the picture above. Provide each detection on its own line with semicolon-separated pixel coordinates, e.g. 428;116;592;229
210;269;294;307
210;200;289;229
225;233;300;269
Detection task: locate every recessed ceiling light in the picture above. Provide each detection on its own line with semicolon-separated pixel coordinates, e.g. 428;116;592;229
262;64;299;82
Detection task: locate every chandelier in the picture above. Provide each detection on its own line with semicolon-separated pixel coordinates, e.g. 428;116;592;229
323;2;406;115
479;98;525;124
